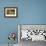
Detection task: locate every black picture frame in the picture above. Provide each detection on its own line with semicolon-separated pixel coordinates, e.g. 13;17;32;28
4;7;18;18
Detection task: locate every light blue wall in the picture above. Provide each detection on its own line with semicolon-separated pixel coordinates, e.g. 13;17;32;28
0;0;46;44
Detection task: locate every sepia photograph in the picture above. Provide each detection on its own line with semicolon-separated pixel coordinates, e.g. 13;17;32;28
4;7;18;18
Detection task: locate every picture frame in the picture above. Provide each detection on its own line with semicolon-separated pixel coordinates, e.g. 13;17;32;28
4;7;18;18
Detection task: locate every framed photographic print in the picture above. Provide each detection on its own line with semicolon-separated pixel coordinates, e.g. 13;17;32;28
4;7;18;18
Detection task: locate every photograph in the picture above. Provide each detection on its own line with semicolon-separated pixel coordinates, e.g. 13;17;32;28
4;7;18;18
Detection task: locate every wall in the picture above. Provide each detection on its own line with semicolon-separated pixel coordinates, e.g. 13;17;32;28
0;0;46;44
